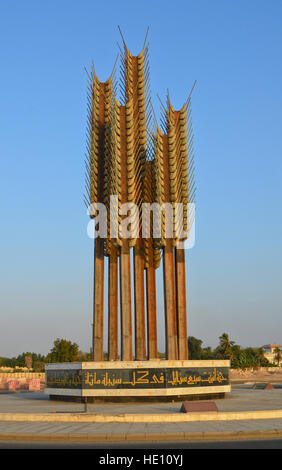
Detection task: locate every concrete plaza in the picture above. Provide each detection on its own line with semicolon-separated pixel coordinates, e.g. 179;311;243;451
0;386;282;442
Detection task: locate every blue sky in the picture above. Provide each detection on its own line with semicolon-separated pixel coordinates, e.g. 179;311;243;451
0;0;281;356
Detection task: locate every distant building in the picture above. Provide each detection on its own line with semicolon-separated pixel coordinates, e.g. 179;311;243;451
261;344;282;365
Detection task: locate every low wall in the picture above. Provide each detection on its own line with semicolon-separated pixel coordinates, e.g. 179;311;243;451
0;373;45;391
229;367;282;382
0;372;45;381
230;367;280;373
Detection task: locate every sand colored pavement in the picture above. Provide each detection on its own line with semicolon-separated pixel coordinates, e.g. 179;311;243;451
0;387;281;442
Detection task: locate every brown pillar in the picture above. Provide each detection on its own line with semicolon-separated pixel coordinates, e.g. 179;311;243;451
92;237;104;361
108;248;118;361
120;240;133;361
117;104;133;361
146;266;158;359
163;240;178;360
92;82;106;362
175;248;188;359
134;240;146;360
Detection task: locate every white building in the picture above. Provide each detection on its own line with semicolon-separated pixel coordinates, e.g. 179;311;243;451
261;344;282;365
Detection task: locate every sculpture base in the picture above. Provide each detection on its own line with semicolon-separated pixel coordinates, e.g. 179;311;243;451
48;392;227;403
45;360;230;403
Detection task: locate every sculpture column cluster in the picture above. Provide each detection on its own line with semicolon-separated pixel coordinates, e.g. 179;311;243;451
85;36;195;362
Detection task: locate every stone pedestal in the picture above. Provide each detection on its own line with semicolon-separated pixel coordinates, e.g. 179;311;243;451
45;360;230;402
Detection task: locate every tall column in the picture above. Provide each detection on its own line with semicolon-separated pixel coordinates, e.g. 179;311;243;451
146;265;158;359
92;237;104;361
92;81;106;362
161;130;178;360
163;240;178;360
108;248;118;360
118;103;133;362
120;240;133;361
134;240;146;360
175;247;188;359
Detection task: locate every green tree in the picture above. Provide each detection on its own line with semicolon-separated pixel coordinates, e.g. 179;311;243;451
274;348;282;366
78;351;91;361
231;345;271;369
14;352;46;368
215;333;235;360
230;344;242;368
187;337;216;360
46;338;80;363
0;357;13;367
201;346;215;360
188;337;203;359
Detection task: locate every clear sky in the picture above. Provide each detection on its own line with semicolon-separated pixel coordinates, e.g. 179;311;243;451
0;0;281;357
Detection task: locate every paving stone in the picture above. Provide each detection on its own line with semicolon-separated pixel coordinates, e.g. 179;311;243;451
1;389;282;441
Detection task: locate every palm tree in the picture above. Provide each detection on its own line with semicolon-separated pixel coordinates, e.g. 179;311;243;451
274;348;282;366
218;333;235;360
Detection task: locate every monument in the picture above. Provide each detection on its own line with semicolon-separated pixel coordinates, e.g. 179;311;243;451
45;31;230;401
